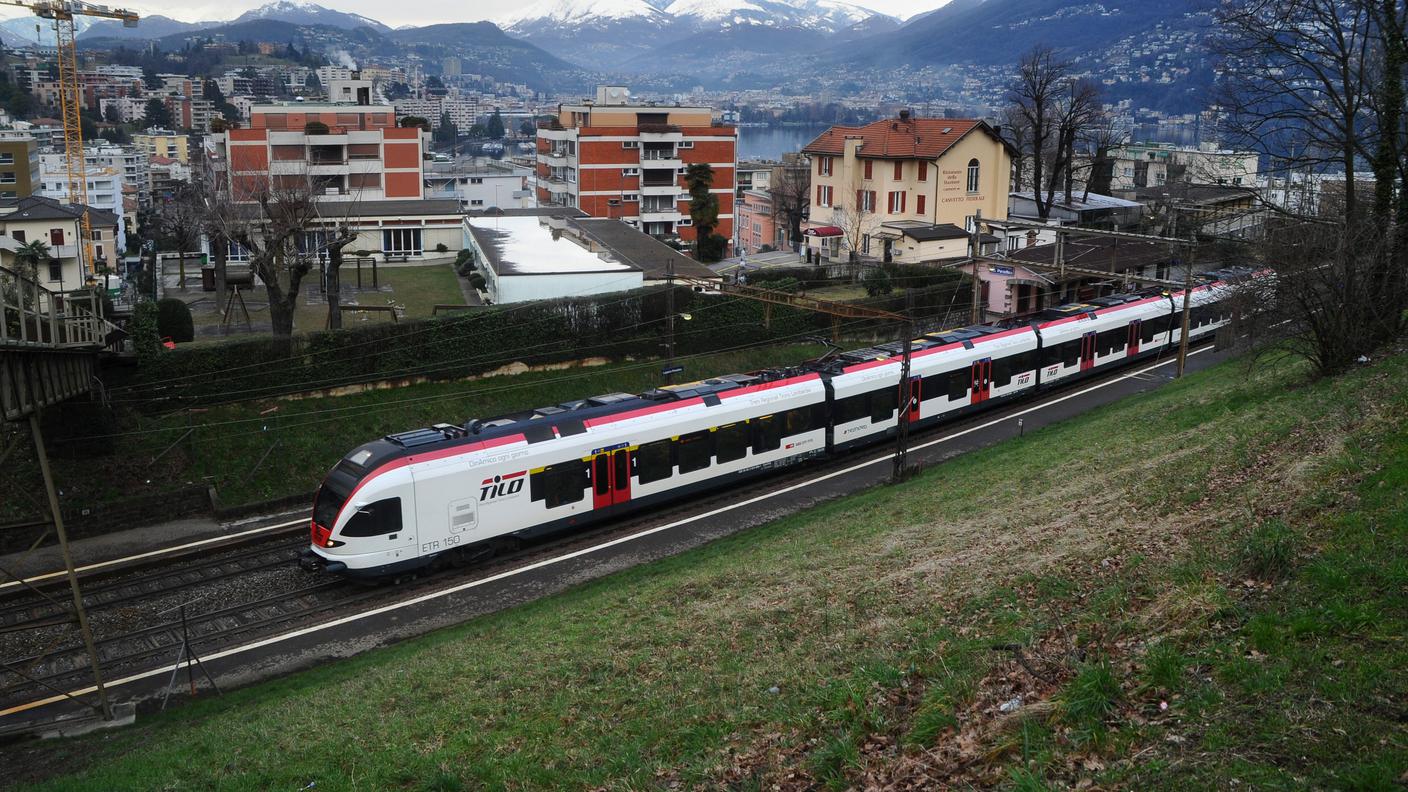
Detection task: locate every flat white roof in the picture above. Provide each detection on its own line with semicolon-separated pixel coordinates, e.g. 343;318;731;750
468;215;638;276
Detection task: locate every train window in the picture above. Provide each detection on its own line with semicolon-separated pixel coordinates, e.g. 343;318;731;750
753;415;782;453
1098;328;1124;356
1012;350;1037;375
920;374;944;401
991;356;1012;388
784;404;822;436
677;431;713;473
313;482;349;528
947;369;968;400
715;422;749;464
1142;317;1165;343
1061;340;1080;367
868;387;897;423
635;439;673;484
341;497;402;537
593;455;611;496
531;461;589;508
834;394;868;424
613;451;629;491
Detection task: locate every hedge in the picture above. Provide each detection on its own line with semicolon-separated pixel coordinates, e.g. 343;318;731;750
113;286;817;409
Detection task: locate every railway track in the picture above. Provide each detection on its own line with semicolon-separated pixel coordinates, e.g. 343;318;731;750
0;342;1213;717
0;536;308;634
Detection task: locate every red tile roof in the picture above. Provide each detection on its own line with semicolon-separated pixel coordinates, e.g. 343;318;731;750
801;116;1007;160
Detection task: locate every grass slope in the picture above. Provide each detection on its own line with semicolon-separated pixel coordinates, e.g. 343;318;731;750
8;347;1406;790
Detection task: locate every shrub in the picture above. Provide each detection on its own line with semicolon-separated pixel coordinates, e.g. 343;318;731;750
467;271;486;290
864;268;893;296
155;297;194;343
435;242;449;253
131;300;161;358
304;120;329;135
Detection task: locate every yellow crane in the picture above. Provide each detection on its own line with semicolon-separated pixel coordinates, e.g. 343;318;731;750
0;0;138;280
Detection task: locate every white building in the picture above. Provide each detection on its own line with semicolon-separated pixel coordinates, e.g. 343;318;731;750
465;213;642;304
38;155;127;253
425;161;533;210
396;96;478;129
316;66;355;87
1106;142;1260;192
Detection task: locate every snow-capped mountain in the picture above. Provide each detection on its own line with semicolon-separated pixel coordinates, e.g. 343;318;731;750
501;0;896;70
233;1;390;33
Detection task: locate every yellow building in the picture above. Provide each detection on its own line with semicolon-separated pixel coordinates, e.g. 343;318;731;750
800;112;1012;263
134;131;190;165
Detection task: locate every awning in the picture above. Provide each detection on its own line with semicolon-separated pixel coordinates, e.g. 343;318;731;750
804;225;843;237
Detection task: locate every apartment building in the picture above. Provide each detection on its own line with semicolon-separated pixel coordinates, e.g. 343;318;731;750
396;96;478;130
536;86;737;244
0;195;121;286
39;154;128;253
424;160;532;209
0;132;40;199
215;103;425;202
1106;142;1260;192
736;189;782;254
133;130;191;164
800;111;1012;263
207;102;462;262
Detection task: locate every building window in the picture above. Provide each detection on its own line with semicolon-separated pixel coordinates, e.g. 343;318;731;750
48;260;61;281
0;174;15;184
381;228;422;255
623;193;639;202
678;141;693;148
470;199;484;206
623;168;639;176
11;230;24;243
818;156;832;176
918;161;928;181
893;161;903;180
622;141;638;149
856;190;875;212
816;185;833;207
887;191;906;214
0;153;12;164
470;177;483;184
967;158;980;193
92;230;101;240
916;195;926;215
863;160;872;179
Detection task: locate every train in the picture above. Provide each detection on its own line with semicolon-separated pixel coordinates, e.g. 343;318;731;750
300;268;1257;580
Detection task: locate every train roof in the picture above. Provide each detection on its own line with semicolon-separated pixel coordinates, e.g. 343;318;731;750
334;267;1256;475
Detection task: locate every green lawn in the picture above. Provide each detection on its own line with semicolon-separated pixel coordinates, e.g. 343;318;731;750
185;263;466;335
8;346;1407;790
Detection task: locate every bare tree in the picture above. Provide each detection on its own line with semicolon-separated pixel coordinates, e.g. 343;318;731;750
768;155;811;251
998;105;1032;193
1055;79;1103;203
1008;46;1067;218
203;174;321;337
832;171;877;262
1216;0;1373;220
322;220;358;330
1217;0;1408;373
157;184;205;291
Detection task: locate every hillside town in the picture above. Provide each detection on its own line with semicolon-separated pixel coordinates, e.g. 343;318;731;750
0;0;1403;789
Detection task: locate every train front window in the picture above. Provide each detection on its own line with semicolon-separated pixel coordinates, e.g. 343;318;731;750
313;482;348;528
342;497;403;537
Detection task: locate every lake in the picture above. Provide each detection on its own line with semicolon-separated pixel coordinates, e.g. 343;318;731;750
737;123;832;161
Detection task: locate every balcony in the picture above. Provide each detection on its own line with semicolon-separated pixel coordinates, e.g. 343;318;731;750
640;208;682;223
539;151;568;167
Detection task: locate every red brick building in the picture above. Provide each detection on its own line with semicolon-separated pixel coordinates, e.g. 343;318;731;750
212;103;426;202
537;86;736;245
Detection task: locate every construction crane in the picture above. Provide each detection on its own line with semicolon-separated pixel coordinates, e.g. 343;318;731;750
0;0;138;281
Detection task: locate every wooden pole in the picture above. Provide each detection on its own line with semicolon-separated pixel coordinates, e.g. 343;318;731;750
30;413;111;720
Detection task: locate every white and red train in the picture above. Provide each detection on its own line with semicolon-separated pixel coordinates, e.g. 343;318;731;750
302;271;1253;579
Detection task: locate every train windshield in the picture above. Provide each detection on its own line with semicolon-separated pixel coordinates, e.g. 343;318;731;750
313;481;349;528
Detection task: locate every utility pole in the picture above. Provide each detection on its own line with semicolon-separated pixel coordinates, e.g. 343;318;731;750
893;318;913;482
969;209;982;323
664;257;676;384
1176;234;1196;378
30;413;111;720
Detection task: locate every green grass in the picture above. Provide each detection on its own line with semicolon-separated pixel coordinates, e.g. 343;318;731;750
7;346;1408;790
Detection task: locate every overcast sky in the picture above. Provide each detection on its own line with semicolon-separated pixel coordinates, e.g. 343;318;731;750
30;0;951;27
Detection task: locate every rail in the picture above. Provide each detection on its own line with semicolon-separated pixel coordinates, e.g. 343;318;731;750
0;263;119;351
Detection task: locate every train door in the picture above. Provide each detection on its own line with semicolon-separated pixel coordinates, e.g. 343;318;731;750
905;375;922;423
970;358;992;404
1080;331;1097;371
591;448;632;510
1127;320;1141;357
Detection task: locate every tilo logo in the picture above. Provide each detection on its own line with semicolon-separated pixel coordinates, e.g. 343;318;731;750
480;471;525;501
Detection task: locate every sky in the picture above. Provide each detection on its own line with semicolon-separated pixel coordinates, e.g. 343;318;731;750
19;0;953;28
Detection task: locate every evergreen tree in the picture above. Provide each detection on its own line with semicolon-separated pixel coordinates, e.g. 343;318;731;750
144;98;174;129
434;112;457;145
103;103;122;124
685;163;726;262
485;110;505;139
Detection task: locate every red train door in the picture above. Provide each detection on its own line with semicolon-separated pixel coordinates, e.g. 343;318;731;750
1127;320;1141;357
906;375;921;423
593;448;633;511
970;358;992;404
1080;332;1097;371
